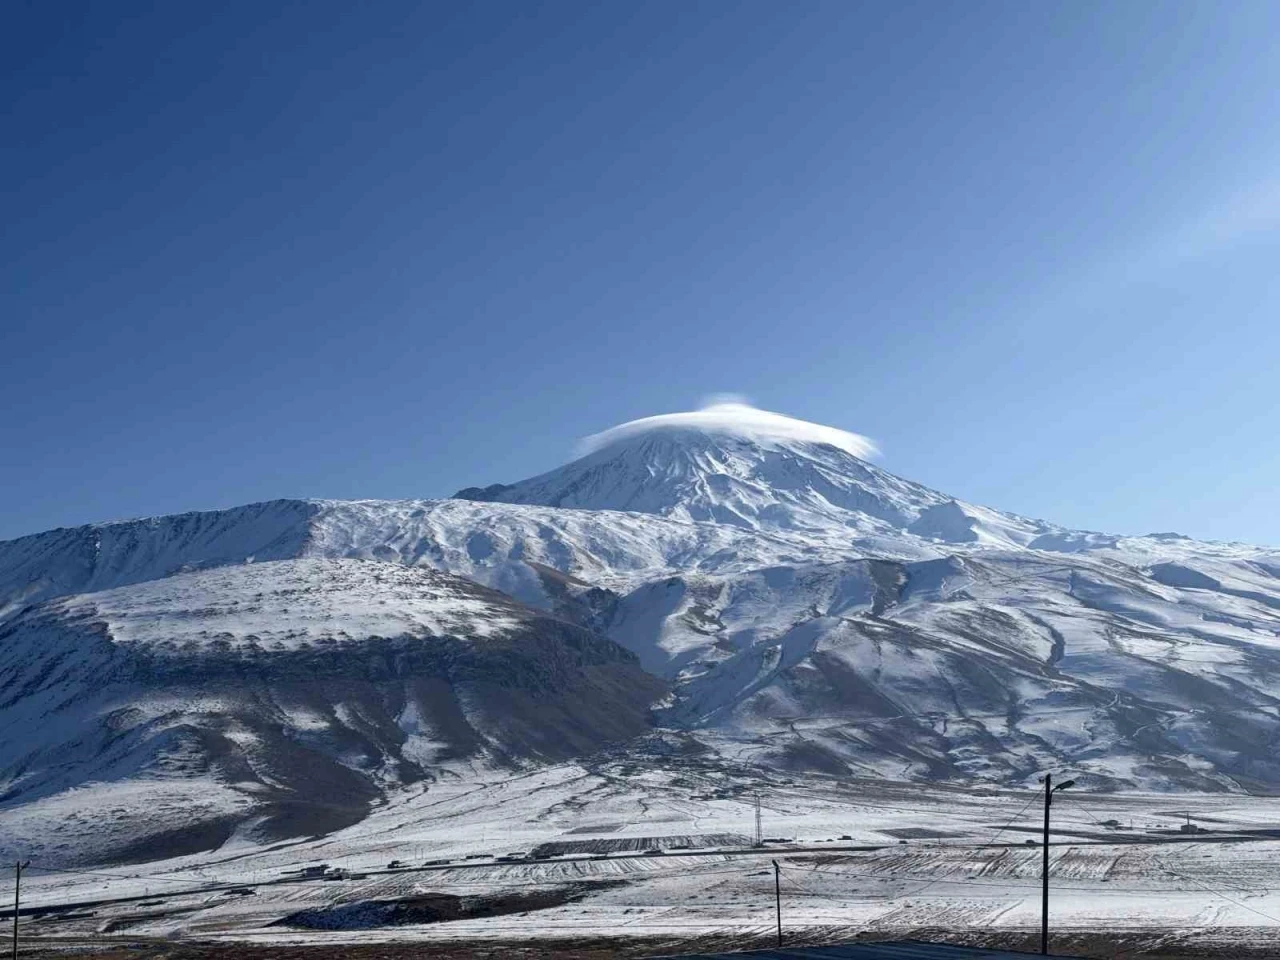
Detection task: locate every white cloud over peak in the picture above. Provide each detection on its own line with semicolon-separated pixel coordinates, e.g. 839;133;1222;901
577;401;878;459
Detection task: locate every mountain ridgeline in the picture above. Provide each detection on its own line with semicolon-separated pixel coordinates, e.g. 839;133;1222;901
2;402;1279;861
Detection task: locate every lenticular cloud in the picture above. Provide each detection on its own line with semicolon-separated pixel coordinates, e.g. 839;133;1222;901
577;401;879;459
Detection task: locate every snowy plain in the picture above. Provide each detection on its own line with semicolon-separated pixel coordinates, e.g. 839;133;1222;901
14;758;1280;955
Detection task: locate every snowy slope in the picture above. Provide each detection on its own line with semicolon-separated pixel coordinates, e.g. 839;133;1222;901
624;550;1280;789
0;497;876;620
0;558;662;861
0;499;318;619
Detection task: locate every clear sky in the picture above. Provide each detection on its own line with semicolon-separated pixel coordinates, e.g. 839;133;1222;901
4;1;1279;544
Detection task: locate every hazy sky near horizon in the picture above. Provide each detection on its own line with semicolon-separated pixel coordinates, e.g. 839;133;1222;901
4;1;1280;544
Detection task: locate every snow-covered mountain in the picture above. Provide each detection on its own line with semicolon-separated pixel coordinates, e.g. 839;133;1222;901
455;401;1057;550
0;558;661;861
3;401;1280;860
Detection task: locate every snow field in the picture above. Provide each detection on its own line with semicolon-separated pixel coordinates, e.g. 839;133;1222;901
15;763;1280;949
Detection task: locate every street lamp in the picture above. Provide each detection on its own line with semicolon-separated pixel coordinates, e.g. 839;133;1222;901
1041;774;1075;955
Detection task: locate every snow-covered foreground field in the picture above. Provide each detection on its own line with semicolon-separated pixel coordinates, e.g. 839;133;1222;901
14;756;1280;956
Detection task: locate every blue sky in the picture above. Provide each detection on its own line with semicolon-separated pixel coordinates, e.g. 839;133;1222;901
3;1;1279;543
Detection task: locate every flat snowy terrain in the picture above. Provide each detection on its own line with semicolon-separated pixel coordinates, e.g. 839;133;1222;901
13;759;1280;956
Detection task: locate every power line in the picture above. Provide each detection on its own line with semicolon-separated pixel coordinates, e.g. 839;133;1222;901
779;866;920;905
797;861;1129;895
1153;857;1280;926
777;790;1047;939
1056;795;1110;830
22;863;222;886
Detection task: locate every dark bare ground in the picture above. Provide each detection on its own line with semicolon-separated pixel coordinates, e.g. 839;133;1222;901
17;928;1280;959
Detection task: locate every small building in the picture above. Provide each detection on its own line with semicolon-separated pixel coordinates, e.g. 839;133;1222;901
664;940;1078;958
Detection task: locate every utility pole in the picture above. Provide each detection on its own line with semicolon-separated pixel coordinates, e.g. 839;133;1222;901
754;792;763;847
1040;774;1075;956
772;859;782;947
1041;775;1050;957
12;861;28;960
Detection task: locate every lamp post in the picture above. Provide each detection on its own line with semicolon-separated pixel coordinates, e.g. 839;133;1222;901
1041;774;1076;955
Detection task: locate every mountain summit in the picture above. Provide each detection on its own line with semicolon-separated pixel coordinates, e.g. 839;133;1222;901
456;402;1046;547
